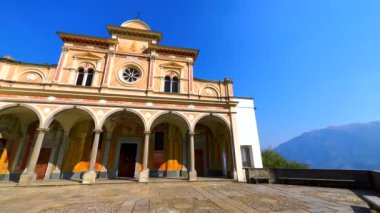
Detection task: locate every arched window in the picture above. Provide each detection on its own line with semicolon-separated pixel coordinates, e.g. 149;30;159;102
172;76;179;93
76;66;94;87
85;69;94;86
164;75;179;93
76;67;84;85
164;76;171;92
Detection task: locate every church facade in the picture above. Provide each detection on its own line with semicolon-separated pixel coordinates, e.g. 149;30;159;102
0;19;262;185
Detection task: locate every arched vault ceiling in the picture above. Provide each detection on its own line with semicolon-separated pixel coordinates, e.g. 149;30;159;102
151;113;189;136
53;109;94;132
196;116;230;137
0;106;39;127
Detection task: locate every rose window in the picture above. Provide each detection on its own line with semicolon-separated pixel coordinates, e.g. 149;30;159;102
122;68;140;83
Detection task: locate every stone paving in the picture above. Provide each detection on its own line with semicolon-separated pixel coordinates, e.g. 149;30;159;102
0;181;377;213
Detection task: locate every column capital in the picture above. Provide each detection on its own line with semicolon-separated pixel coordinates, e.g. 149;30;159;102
188;132;195;136
36;128;49;133
108;51;115;56
144;131;151;135
93;129;103;133
62;47;69;52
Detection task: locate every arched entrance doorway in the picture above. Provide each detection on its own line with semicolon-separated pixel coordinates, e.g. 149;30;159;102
193;115;233;178
149;112;190;178
46;108;97;180
0;105;41;182
101;110;146;179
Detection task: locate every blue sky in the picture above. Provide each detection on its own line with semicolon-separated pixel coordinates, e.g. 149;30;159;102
1;1;380;148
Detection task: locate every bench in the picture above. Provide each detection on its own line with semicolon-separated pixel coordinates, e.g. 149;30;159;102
278;177;355;188
363;195;380;212
250;177;270;184
246;169;270;184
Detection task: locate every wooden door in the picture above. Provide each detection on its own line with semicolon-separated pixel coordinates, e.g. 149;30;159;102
118;144;137;178
195;149;204;176
35;148;51;180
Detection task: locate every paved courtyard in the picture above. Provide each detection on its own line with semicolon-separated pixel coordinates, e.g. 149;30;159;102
0;181;376;213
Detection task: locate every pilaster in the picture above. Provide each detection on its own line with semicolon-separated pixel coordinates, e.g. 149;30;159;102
54;47;69;82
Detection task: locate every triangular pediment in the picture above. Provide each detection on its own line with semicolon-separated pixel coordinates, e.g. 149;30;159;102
159;62;184;68
73;52;102;60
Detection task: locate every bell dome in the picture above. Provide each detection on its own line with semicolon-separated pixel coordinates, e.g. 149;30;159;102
120;19;151;31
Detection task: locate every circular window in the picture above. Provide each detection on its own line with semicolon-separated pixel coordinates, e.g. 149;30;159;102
121;67;141;83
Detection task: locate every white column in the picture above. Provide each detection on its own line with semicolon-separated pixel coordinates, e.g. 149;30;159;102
82;129;102;184
18;128;48;185
188;132;197;181
10;132;27;172
221;141;227;177
139;131;150;182
181;136;188;176
51;131;69;179
100;131;112;178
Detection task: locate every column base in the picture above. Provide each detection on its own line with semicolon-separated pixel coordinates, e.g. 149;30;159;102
180;169;189;178
233;169;238;181
237;169;246;182
188;170;197;181
138;169;149;182
18;172;36;185
50;168;62;179
82;171;97;184
99;166;108;178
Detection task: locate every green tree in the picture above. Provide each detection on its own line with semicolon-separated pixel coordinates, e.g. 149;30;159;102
262;149;309;169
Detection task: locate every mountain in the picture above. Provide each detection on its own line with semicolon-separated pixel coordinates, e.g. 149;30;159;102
274;121;380;170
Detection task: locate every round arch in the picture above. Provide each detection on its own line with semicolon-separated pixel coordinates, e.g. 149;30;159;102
198;85;221;98
99;108;147;131
0;103;43;127
42;105;98;129
191;113;231;134
192;113;233;178
12;69;47;82
148;111;191;133
77;61;96;69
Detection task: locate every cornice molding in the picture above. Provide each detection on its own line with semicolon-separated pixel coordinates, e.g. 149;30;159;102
107;25;162;41
0;86;238;106
0;58;57;68
57;32;118;46
148;44;199;60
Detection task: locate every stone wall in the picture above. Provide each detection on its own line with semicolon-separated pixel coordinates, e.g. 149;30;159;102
370;171;380;191
245;168;375;189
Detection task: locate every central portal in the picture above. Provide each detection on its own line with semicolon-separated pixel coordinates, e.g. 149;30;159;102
118;143;137;178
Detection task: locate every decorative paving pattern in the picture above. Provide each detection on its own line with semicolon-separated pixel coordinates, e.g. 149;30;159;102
149;198;226;213
0;181;375;213
231;193;307;212
301;188;368;206
41;202;122;213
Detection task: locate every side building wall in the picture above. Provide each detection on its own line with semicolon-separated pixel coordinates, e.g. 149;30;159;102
235;98;263;168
